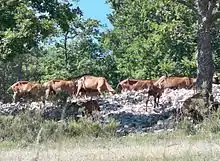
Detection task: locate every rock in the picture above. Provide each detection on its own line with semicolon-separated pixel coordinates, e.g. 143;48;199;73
1;85;220;135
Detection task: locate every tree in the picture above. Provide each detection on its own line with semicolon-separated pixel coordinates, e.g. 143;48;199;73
53;17;103;73
0;0;118;99
104;0;197;79
34;16;117;84
175;0;220;105
0;0;80;80
105;0;220;105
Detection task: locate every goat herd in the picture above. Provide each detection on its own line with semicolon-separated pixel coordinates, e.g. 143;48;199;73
7;74;199;110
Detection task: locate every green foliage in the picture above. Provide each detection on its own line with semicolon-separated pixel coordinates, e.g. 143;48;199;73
181;55;197;76
41;120;60;141
0;112;43;142
103;0;197;79
199;111;220;134
176;109;220;137
1;0;220;98
0;0;119;98
66;118;102;137
65;117;118;138
177;118;198;135
0;0;86;97
0;0;80;61
102;119;119;136
0;112;118;143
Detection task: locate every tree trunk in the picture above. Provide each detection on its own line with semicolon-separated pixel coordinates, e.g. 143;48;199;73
197;30;214;91
15;62;23;81
196;0;216;106
64;31;68;70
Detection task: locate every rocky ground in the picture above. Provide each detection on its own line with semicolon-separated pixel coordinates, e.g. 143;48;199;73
1;85;220;135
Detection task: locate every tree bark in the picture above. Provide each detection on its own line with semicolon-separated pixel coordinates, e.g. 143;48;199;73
196;0;216;105
64;31;68;69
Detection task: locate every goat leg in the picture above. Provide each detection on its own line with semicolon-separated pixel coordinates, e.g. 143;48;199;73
97;87;103;96
76;82;83;97
146;95;150;111
156;96;160;107
154;97;157;108
13;93;17;103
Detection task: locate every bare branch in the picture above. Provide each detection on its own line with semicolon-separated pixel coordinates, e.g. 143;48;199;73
67;35;78;40
207;0;217;19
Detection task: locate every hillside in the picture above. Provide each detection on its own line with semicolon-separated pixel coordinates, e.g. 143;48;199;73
1;85;220;136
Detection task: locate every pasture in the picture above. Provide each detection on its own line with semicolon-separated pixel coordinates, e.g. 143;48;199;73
1;131;220;161
1;108;220;161
1;84;220;161
1;0;220;160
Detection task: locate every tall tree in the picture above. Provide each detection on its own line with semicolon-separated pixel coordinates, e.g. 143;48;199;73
35;17;116;83
105;0;220;105
104;0;197;79
0;0;80;80
175;0;220;104
0;0;80;60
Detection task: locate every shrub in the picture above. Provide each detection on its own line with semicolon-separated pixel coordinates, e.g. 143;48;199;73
40;120;60;142
0;112;118;143
0;112;43;142
102;119;119;137
65;117;118;138
177;118;198;135
198;110;220;134
176;109;220;137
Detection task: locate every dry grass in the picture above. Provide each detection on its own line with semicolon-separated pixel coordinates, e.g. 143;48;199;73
1;134;220;161
1;110;220;161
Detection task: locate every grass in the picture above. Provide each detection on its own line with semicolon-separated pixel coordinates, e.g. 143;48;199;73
0;112;118;144
1;109;220;160
1;133;220;161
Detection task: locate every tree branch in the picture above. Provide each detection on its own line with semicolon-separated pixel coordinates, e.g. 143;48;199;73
207;0;217;19
67;35;77;40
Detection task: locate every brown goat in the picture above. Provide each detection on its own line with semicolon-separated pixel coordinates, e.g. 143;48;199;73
82;100;101;117
131;80;157;91
7;81;46;103
154;76;195;89
145;84;164;110
76;75;115;97
43;79;77;99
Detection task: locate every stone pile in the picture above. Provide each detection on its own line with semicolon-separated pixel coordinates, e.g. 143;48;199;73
98;89;193;135
0;85;220;135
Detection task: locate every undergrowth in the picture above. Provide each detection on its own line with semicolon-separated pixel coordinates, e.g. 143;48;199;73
1;106;220;146
0;111;118;144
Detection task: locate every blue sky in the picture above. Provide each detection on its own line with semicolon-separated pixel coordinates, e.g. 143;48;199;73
76;0;113;29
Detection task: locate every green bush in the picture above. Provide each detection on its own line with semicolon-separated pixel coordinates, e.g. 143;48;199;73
65;120;84;137
40;120;60;142
176;109;220;137
177;118;198;135
0;112;118;143
198;111;220;134
102;119;119;136
0;112;43;142
0;116;14;140
65;118;117;138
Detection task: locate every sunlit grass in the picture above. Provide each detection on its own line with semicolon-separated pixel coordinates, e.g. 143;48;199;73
1;134;220;161
1;109;220;160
